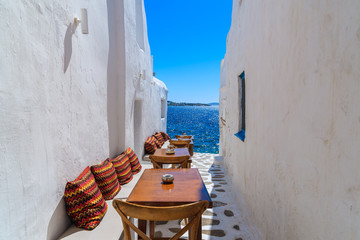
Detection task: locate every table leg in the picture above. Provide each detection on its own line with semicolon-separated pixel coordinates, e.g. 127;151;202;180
138;219;146;240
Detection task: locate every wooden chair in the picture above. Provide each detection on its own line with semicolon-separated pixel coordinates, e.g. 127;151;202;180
112;200;209;240
169;140;190;149
170;140;192;159
149;155;191;169
175;135;192;139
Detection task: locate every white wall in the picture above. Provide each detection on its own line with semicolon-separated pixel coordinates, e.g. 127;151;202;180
107;0;127;160
0;0;167;239
120;0;168;159
0;1;109;239
220;0;360;239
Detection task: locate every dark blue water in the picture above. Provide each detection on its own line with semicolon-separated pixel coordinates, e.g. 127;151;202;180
167;106;219;154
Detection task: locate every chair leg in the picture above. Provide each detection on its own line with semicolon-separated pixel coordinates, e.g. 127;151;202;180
196;217;202;240
138;219;147;240
150;221;155;238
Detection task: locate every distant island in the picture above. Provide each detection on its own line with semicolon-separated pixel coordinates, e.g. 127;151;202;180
167;101;218;106
208;102;219;106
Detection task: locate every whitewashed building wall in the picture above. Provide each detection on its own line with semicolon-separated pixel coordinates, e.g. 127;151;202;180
220;0;360;239
0;0;167;239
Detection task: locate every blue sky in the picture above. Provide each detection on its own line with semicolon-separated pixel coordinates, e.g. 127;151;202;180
144;0;233;104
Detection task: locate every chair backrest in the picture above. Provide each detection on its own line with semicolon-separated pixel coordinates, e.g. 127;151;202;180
175;135;192;139
112;200;209;240
149;155;190;169
169;140;190;149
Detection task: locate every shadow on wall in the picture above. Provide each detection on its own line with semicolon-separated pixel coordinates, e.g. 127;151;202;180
46;198;72;240
64;23;77;73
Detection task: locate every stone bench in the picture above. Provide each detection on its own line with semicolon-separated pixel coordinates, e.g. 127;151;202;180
57;162;153;240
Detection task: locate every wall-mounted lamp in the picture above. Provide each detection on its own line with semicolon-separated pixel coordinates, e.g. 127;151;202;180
74;8;88;34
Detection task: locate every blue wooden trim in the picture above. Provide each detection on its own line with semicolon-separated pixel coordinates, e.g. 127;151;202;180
234;130;245;142
240;71;245;80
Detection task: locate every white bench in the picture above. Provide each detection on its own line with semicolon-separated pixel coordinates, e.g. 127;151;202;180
57;162;153;240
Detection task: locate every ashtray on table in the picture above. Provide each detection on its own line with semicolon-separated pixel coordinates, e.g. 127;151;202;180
162;174;174;184
165;150;175;154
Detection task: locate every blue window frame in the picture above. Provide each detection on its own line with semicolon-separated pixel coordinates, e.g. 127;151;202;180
234;71;245;141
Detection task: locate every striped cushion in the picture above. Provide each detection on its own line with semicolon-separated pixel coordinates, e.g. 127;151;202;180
64;167;107;230
91;159;121;200
110;153;133;185
153;136;162;148
161;131;171;141
154;132;165;146
144;136;157;154
126;147;142;174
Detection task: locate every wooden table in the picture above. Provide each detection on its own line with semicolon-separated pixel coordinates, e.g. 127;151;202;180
152;148;191;168
171;138;194;156
153;148;190;158
127;168;212;239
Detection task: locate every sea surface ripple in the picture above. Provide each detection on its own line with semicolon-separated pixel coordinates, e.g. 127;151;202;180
167;105;219;154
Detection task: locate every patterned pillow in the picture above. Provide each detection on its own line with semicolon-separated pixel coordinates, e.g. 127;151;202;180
91;159;121;200
64;167;108;230
144;136;157;154
110;153;133;185
153;136;162;148
126;147;142;174
154;132;165;146
161;131;171;141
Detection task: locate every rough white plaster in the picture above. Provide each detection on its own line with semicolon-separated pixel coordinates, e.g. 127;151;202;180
220;0;360;239
119;0;168;160
0;0;167;239
0;1;109;239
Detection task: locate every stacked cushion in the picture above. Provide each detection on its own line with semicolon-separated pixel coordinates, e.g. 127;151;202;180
110;153;133;185
126;147;142;174
144;136;158;154
90;159;121;200
161;131;171;141
154;132;165;146
64;167;108;230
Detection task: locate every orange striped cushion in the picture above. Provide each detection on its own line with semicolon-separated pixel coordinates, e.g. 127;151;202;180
126;147;142;174
91;159;121;200
110;153;133;185
153;136;162;148
154;132;165;146
144;136;157;154
161;131;171;141
64;167;107;230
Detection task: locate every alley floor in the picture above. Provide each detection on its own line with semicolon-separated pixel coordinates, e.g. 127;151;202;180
148;152;258;240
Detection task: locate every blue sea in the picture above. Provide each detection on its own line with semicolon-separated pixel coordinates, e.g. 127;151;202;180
167;106;219;154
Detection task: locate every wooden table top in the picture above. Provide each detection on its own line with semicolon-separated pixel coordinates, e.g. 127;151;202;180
127;168;212;208
153;148;190;158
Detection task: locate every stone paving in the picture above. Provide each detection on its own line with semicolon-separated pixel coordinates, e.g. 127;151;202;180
151;152;257;240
